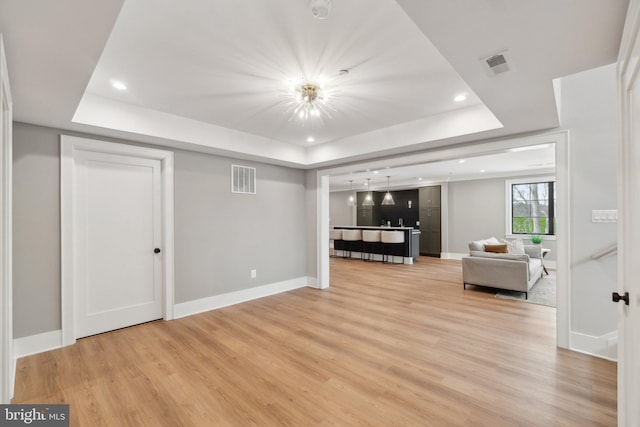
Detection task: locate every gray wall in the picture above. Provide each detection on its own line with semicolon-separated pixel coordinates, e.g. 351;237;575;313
329;190;355;226
447;176;557;260
13;124;61;337
560;63;618;337
448;177;505;254
13;123;307;338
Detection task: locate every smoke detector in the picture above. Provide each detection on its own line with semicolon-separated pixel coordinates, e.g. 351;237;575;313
309;0;332;19
482;51;511;75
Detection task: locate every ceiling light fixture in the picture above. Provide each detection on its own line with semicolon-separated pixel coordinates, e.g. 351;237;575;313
289;82;333;121
347;180;355;206
307;136;315;143
309;0;332;19
454;94;467;102
381;176;395;206
363;178;375;206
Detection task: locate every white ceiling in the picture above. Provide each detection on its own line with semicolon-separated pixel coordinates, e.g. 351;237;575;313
0;0;629;168
329;143;555;192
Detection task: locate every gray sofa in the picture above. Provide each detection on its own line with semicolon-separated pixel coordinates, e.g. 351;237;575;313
461;237;544;299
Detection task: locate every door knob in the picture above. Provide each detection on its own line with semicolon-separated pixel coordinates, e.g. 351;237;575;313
154;248;161;254
612;292;629;305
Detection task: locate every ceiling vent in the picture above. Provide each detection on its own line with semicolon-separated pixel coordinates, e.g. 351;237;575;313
483;51;511;75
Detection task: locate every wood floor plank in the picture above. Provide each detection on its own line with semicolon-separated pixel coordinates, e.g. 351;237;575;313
12;257;617;426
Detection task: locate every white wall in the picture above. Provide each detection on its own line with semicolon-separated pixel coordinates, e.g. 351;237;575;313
560;63;618;358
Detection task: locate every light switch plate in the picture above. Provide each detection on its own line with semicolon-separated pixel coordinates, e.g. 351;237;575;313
592;209;618;223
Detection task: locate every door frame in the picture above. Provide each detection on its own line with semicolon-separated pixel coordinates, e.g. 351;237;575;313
317;131;570;349
0;34;14;403
616;0;640;423
60;135;175;347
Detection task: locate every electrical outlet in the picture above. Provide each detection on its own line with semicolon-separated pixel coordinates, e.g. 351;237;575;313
251;269;257;279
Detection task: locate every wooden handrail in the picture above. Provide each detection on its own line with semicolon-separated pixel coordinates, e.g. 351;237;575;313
591;244;617;260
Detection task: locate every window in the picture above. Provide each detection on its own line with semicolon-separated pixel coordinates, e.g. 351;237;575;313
506;177;556;236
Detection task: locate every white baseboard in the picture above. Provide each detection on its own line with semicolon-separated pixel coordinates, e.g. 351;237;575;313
173;277;310;319
334;251;413;264
570;330;617;362
14;330;62;359
306;276;320;289
441;252;467;260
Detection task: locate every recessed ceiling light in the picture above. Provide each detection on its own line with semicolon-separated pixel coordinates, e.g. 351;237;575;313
111;81;127;91
459;159;465;163
480;169;486;173
373;170;379;174
417;178;423;181
454;94;467;102
307;136;315;143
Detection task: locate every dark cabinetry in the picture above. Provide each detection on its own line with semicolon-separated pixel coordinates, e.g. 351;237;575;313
419;186;442;257
356;190;418;227
356;192;378;226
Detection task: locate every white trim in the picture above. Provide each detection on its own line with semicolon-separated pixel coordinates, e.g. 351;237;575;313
570;330;618;362
333;250;414;264
60;136;175;347
0;34;13;403
505;234;557;241
440;183;450;256
318;174;330;289
14;331;62;359
306;276;319;289
173;277;309;319
555;132;570;350
441;252;467;260
617;2;640;423
505;175;556;237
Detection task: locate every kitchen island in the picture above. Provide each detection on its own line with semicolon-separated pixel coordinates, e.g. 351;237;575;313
331;225;420;264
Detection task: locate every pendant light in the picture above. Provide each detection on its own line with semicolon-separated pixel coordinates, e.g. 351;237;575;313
362;178;375;206
347;180;355;206
381;176;395;205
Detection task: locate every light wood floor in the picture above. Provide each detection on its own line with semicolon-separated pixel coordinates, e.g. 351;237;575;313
13;257;617;426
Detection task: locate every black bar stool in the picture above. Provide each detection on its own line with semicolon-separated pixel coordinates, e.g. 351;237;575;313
342;229;362;259
329;229;342;258
381;230;405;264
362;230;381;261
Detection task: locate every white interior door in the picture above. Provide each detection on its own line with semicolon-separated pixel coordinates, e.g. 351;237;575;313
74;150;163;338
617;1;640;424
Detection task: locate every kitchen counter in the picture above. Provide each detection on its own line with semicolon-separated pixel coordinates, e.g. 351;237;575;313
331;225;420;264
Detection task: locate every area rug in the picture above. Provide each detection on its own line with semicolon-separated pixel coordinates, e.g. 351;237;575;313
496;271;556;307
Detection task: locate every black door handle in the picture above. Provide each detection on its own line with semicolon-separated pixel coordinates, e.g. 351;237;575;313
612;292;629;305
154;248;161;254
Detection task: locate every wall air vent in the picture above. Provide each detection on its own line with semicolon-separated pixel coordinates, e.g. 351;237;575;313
231;165;256;194
483;51;511;75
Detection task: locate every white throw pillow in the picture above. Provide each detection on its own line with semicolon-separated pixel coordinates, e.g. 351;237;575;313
502;238;525;255
469;237;500;252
